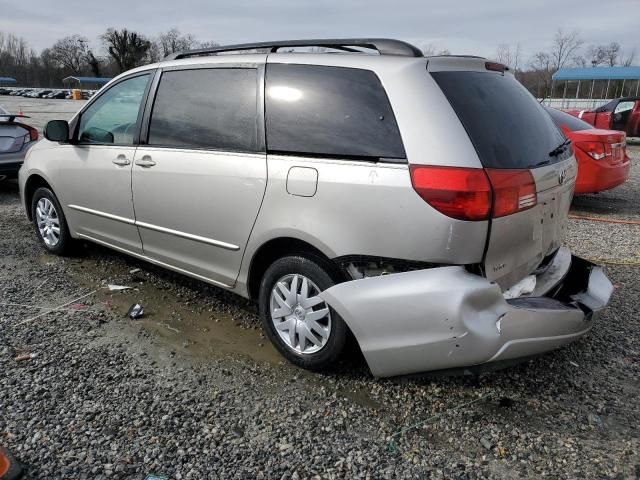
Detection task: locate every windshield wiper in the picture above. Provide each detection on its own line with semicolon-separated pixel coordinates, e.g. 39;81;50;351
548;138;571;157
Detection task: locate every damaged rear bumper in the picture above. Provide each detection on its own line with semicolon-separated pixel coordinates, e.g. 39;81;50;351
320;247;613;377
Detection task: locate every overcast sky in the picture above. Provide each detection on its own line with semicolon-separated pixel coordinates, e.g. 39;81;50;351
2;0;639;64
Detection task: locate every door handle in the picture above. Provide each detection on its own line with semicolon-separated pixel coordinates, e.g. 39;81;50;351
112;155;131;166
135;156;156;168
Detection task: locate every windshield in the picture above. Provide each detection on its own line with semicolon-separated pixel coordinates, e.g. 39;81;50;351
432;71;566;169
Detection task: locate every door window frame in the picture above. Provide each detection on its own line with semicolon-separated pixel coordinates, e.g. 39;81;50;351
138;63;266;154
71;69;158;147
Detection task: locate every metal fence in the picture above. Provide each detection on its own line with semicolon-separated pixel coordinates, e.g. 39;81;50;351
539;98;610;110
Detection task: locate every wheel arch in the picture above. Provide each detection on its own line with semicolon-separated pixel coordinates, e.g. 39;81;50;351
23;173;54;220
246;236;347;301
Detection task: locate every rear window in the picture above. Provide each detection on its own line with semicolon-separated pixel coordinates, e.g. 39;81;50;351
432;71;566;169
265;64;405;160
544;106;593;132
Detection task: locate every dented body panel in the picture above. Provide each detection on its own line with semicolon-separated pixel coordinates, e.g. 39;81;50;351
320;247;612;377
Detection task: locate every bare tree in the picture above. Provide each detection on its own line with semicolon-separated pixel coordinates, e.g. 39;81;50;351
199;41;220;49
50;35;88;73
528;51;553;98
102;28;151;73
573;55;587;67
495;43;522;70
421;43;450;56
86;50;102;77
603;42;621;66
587;44;607;66
158;28;197;57
621;48;636;67
550;29;583;71
147;42;162;63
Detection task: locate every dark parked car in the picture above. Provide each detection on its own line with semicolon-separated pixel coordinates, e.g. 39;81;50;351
0;106;38;179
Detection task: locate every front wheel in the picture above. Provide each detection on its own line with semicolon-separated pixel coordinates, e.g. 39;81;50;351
259;255;347;371
31;187;73;255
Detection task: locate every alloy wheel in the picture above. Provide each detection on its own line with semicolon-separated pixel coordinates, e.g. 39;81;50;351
35;197;61;247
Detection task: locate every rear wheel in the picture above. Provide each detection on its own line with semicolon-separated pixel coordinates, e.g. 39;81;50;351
259;255;347;370
31;187;73;255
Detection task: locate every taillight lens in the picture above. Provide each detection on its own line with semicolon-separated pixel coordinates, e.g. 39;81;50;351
485;169;537;217
574;141;610;160
29;127;38;142
409;166;492;221
25;125;38;142
410;166;537;221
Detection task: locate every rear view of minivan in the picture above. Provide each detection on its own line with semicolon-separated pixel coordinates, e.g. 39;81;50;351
19;39;613;377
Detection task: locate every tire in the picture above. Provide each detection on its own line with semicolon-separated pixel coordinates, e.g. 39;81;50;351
259;255;347;371
30;187;74;255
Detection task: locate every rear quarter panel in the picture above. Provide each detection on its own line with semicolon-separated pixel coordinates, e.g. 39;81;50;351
237;155;489;292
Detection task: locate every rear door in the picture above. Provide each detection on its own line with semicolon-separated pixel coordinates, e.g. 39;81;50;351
431;65;576;289
132;62;267;288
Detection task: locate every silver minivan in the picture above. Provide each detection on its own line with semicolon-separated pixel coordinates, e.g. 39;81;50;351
19;39;613;377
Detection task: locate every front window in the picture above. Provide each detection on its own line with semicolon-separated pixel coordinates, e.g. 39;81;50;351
614;101;635;114
77;73;151;145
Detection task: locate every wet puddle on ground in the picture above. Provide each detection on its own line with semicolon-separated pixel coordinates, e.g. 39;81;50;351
39;252;284;366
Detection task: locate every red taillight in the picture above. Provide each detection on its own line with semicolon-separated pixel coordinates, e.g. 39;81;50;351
485;169;537;217
410;166;537;221
409;166;491;221
28;126;38;142
574;141;610;160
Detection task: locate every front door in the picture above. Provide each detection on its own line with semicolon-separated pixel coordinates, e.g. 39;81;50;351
54;72;153;254
132;65;267;287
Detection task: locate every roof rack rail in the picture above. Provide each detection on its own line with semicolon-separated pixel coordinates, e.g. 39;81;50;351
165;38;423;60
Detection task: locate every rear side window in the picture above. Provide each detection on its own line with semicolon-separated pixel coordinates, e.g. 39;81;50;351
148;68;258;152
545;106;593;132
432;71;566;169
266;64;405;160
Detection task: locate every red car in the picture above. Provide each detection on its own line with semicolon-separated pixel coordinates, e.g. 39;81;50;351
545;106;631;194
564;97;640;138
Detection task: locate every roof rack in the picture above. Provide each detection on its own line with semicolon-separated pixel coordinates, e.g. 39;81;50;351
165;38;423;60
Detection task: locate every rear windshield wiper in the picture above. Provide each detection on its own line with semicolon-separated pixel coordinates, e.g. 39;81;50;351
548;138;571;157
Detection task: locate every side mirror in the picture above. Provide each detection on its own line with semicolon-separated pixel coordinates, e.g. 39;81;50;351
44;120;69;142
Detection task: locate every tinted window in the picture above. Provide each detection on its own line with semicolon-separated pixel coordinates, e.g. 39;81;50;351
266;64;405;159
148;68;258;152
432;71;566;169
545;106;593;132
78;74;151;144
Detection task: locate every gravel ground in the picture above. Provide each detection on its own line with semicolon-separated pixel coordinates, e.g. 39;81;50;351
1;124;639;477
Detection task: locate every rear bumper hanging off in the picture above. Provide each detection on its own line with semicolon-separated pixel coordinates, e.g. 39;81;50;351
319;247;613;377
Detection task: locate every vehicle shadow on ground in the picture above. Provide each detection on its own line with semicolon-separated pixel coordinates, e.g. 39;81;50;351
0;178;19;195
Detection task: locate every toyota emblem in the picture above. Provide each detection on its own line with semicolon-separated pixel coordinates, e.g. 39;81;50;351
558;168;567;185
